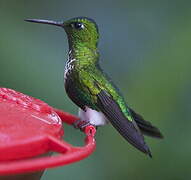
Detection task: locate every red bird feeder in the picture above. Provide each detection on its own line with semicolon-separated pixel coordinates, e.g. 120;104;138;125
0;88;96;177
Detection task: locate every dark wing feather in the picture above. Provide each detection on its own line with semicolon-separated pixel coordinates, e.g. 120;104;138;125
129;108;163;138
65;76;86;111
97;90;152;157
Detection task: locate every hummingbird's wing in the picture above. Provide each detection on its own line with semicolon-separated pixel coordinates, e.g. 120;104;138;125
65;68;153;156
96;90;152;157
65;72;99;111
65;76;86;111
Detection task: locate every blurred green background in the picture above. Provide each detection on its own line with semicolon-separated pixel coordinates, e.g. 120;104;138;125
1;0;191;179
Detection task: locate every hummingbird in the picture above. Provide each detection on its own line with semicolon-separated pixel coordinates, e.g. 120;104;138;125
25;17;163;157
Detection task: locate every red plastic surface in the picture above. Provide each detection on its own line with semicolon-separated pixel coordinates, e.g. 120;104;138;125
0;88;96;175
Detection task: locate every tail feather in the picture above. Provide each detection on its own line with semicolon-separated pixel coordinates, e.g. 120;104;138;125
129;108;163;139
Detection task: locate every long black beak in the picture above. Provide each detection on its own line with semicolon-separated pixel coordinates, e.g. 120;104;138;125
25;19;63;27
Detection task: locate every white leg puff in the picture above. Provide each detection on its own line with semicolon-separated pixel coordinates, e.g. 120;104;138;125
78;107;108;126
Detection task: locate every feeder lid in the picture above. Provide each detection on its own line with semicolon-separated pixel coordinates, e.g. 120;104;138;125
0;88;63;161
0;88;96;175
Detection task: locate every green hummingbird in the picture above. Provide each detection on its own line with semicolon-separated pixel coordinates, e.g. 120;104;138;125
25;17;163;157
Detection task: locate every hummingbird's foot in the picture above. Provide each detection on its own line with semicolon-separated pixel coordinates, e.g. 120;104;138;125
73;119;91;130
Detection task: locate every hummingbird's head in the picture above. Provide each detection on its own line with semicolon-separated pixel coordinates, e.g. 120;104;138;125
63;17;99;45
25;17;99;48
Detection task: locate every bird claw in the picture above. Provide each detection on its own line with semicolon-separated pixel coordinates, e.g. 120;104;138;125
73;119;91;130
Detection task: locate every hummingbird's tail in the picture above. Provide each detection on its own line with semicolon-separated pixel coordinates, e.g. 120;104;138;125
129;108;163;139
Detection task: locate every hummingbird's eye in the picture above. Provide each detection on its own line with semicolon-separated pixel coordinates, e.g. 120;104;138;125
71;22;85;30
